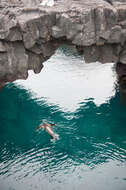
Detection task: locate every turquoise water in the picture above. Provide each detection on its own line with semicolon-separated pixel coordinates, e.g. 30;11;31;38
0;46;126;190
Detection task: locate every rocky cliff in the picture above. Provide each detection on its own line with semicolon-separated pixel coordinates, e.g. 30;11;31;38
1;0;126;85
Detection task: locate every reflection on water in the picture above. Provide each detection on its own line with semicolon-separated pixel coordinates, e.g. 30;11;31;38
16;45;117;112
0;46;126;190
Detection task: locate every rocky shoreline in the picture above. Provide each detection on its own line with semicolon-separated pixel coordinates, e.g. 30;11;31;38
1;0;126;85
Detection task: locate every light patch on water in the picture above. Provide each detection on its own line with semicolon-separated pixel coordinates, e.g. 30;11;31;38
0;160;126;190
15;46;117;112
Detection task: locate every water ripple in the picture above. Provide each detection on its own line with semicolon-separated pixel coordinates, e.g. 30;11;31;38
0;45;126;190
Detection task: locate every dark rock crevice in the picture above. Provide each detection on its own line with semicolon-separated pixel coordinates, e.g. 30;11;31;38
104;0;113;5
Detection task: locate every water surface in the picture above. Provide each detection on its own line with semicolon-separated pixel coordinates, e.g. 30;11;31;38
0;46;126;190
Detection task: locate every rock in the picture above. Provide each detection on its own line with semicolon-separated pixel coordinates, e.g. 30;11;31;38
83;44;119;63
108;25;122;43
120;47;126;64
0;41;6;52
73;9;96;46
116;62;126;78
0;41;28;83
27;51;44;74
0;13;22;41
18;11;56;48
52;26;65;38
116;62;126;104
1;0;126;84
5;42;28;80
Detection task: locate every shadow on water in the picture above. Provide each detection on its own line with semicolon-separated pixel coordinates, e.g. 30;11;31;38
0;83;126;178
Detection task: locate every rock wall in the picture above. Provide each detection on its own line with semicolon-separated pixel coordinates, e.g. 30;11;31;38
1;0;126;84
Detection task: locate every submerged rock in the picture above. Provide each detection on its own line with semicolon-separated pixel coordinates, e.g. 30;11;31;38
0;0;126;85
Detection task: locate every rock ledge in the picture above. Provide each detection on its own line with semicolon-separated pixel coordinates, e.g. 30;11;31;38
1;0;126;84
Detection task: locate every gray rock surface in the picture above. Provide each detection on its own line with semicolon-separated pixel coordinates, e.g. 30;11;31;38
1;0;126;84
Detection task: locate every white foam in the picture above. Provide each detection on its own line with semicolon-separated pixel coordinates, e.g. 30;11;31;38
40;0;54;6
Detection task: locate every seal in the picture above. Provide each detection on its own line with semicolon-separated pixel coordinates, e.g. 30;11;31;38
37;121;59;141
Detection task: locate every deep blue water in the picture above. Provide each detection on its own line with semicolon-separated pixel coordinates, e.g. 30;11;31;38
0;46;126;190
